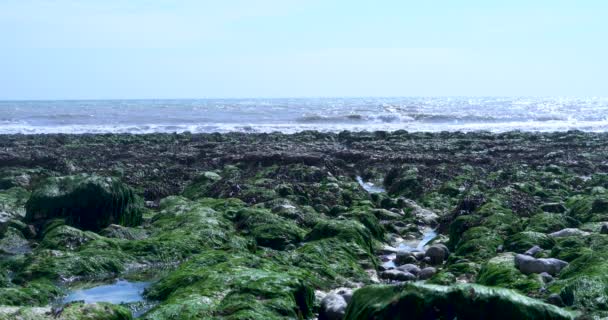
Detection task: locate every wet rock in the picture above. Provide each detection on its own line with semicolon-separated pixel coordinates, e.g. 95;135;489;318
418;267;437;280
514;254;568;275
524;245;543;257
378;245;399;255
319;293;347;320
425;244;449;265
395;252;417;265
335;288;354;304
412;251;426;261
396;264;420;275
540;272;554;283
546;294;565;307
600;222;608;234
549;228;590;238
380;269;416;282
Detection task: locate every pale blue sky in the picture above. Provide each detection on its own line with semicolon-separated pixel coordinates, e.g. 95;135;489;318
0;0;606;99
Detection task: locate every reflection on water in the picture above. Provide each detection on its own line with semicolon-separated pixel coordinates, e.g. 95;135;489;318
63;280;150;305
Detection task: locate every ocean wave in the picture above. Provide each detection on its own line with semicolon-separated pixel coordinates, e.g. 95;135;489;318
2;119;608;135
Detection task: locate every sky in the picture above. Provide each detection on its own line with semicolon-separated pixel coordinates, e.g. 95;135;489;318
0;0;606;99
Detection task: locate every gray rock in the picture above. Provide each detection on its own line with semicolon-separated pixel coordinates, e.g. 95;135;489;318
395;252;417;265
524;245;543;257
418;267;437;280
549;228;590;238
600;223;608;235
397;264;420;275
425;244;450;265
413;251;426;261
540;272;554;283
514;254;568;275
379;245;399;255
335;288;354;304
380;269;417;282
0;216;8;238
319;293;347;320
546;294;564;307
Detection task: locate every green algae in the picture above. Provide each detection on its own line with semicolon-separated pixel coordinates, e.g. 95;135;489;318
25;175;143;231
344;283;577;320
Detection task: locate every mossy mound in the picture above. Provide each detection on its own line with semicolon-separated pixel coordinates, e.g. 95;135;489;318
26;175;143;231
233;208;305;250
477;253;543;294
344;283;576;320
0;302;132;320
504;231;555;253
144;250;314;319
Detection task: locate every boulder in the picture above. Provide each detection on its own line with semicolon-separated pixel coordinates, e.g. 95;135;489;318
549;228;590;238
344;283;577;320
514;254;568;276
395;252;417;265
397;264;420;275
418;267;437;280
600;223;608;234
425;244;450;265
540;202;566;213
25;175;142;231
524;245;543;257
380;269;416;282
319;293;348;320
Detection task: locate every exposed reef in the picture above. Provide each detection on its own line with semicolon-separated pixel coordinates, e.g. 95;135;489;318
1;130;607;319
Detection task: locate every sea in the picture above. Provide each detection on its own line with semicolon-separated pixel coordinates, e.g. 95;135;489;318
1;97;607;134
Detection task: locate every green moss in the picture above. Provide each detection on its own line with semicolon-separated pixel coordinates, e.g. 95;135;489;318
477;253;543;294
144;250;314;320
233;208;305;250
182;171;222;199
0;279;63;306
344;283;576;320
40;225;101;251
527;213;569;233
504;231;556;253
25;174;143;231
304;219;373;255
454;226;503;262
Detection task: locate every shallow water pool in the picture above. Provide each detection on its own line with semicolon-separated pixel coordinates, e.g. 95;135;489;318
63;280;151;305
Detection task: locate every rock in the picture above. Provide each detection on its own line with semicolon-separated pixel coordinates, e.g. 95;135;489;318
412;251;426;261
396;264;420;275
514;254;568;275
600;223;608;234
549;228;590;238
540;202;566;213
418;267;437;280
402;199;439;226
524;245;543;257
380;269;417;282
335;288;354;304
546;294;564;307
345;282;576;319
319;293;347;320
540;272;554;283
0;216;8;238
425;244;449;265
379;245;399;255
25;174;143;231
395;252;417;265
592;198;608;213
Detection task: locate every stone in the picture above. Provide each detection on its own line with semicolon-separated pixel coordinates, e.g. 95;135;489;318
540;272;554;283
425;244;450;265
549;228;590;238
418;267;437;280
546;294;564;307
380;269;417;282
319;293;348;320
395;252;417;265
600;223;608;234
397;264;421;275
514;254;568;276
524;245;543;257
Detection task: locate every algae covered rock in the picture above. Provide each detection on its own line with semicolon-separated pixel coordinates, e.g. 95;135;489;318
344;283;576;320
477;253;542;293
0;302;133;320
25;174;143;231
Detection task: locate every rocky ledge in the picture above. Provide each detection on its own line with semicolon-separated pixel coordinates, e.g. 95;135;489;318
0;130;607;319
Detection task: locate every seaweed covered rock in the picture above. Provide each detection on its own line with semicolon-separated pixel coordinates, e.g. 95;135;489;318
144;250;314;319
233;208;305;250
477;253;543;293
0;302;133;320
25;175;143;231
344;283;576;320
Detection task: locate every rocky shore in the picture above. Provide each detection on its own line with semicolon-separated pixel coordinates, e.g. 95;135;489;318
1;130;607;319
